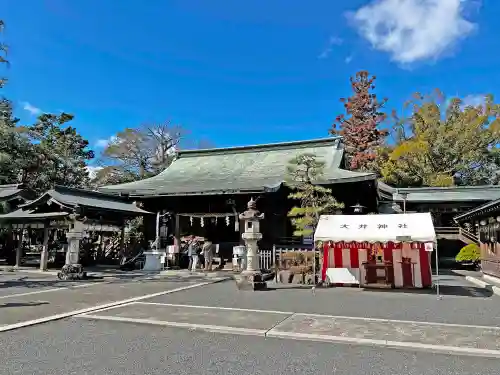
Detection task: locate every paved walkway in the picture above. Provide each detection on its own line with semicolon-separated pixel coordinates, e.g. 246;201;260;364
77;301;500;357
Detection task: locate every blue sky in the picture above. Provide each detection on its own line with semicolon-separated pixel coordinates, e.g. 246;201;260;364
2;0;499;155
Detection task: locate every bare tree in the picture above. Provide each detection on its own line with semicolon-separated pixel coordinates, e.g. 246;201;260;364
94;121;184;185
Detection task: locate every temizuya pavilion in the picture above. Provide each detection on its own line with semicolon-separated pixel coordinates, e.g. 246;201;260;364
0;185;151;270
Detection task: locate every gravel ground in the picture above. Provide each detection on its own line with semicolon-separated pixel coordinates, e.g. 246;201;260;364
1;318;499;375
145;278;500;326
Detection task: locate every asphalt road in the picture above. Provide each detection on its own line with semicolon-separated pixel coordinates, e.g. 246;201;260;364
0;272;104;298
0;274;226;328
145;275;500;326
1;318;500;375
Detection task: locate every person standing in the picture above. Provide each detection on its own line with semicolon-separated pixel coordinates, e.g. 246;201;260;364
202;240;214;272
188;236;200;272
187;235;195;271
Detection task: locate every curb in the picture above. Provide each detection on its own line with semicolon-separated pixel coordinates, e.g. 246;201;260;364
465;276;500;296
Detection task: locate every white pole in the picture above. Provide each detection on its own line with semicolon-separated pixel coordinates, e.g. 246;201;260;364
435;241;441;299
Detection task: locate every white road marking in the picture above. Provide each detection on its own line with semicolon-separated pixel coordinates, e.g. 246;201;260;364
131;302;500;331
0;278;228;333
78;314;267;336
135;302;295;315
0;282;107;300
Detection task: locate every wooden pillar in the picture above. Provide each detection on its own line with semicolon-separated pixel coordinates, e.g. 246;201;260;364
40;224;50;271
172;214;180;267
119;219;126;258
174;214;180;250
15;226;24;268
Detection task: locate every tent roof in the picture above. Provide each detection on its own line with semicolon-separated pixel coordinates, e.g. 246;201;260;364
314;213;436;243
100;137;375;197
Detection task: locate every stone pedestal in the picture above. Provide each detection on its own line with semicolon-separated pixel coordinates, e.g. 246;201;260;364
242;232;261;272
65;230;83;265
143;251;166;271
234;271;267;291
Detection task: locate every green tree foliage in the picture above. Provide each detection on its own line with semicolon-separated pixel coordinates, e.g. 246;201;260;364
17;113;94;192
330;71;388;171
94;122;184;186
0;100;39;183
380;91;500;187
286;153;344;237
455;243;481;262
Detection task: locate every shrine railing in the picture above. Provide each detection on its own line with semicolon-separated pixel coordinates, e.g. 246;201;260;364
459;227;479;244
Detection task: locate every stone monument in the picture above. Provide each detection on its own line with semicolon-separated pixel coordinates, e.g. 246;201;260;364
234;198;267;291
66;219;84;265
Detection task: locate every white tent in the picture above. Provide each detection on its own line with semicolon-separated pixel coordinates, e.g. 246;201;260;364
314;213;436;243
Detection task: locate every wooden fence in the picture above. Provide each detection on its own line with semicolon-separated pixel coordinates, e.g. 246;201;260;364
258;245;316;271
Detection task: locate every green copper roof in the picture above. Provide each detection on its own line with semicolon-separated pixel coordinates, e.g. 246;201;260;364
20;186;151;215
0;184;24;200
101;137;376;196
378;181;500;203
0;209;68;222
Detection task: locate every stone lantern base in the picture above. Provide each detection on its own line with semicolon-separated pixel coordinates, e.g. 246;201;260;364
234;271;267;291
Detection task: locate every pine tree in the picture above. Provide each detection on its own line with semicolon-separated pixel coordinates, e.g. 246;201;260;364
330;71;388;171
286;153;344;237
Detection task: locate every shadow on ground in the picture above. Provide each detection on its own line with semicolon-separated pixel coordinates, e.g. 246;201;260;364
0;277;106;290
359;285;493;297
0;301;49;308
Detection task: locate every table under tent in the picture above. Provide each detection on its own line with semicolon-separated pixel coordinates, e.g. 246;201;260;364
314;213;436;289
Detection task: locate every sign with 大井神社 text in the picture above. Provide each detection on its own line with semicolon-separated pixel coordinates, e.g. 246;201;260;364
314;213;436;244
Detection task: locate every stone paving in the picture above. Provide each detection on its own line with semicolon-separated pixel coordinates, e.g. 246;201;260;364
77;300;500;355
268;314;500;351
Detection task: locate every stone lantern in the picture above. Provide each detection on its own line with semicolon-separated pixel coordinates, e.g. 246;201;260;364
235;198;266;290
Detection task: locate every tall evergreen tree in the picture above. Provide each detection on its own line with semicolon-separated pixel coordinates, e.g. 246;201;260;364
330;71;388;171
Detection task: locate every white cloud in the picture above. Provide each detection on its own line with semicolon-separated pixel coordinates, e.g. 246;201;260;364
318;36;343;59
85;165;102;179
461;94;485;107
22;102;42;116
345;55;353;64
95;135;116;148
349;0;477;64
